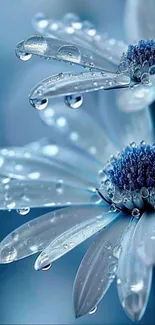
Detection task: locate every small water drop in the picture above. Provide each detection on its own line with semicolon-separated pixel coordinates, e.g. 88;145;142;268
42;263;52;271
131;208;140;218
140;187;149;198
16;207;30;216
56;179;64;194
0;245;17;263
141;72;150;84
16;50;32;62
82;21;96;36
29;98;48;110
33;13;49;30
89;306;97;315
57;45;81;64
115;74;130;85
64;94;83;109
109;204;117;212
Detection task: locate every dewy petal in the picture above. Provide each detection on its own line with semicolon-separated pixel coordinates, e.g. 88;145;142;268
117;217;152;321
0;179;97;210
125;0;155;42
25;138;101;184
34;207;114;270
73;212;131;318
134;212;155;266
39;99;116;165
0;204;108;263
32;13;127;68
0;147;95;188
29;72;130;105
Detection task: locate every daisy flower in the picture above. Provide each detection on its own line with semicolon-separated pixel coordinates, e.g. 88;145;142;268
15;12;155;114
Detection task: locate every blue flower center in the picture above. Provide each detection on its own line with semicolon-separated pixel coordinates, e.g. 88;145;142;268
106;142;155;191
119;40;155;82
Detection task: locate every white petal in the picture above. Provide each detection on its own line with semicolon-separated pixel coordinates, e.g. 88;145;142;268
0;147;95;188
98;90;154;148
34;207;114;270
39;99;116;165
73;212;131;318
134;212;155;266
29;72;130;106
33;13;127;67
0;179;97;210
117;217;152;321
125;0;155;42
0;204;108;263
25;138;101;184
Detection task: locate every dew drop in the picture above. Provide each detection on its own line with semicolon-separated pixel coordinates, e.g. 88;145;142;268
41;263;52;271
16;50;32;62
141;72;150;84
0;245;17;263
64;94;83;109
29;98;48;110
115;74;130;85
57;45;81;64
33;13;49;30
119;60;129;72
89;306;97;315
16;207;30;216
82;21;96;36
131;208;140;218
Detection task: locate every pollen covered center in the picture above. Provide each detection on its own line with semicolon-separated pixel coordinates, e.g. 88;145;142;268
99;142;155;213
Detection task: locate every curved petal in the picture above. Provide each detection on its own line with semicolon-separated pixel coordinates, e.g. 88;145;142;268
32;13;127;68
73;212;131;318
98;90;154;148
0;204;108;263
34;207;114;270
39;100;116;165
0;179;97;210
133;212;155;266
117;217;152;321
25;138;101;184
29;72;130;106
0;147;95;188
125;0;155;43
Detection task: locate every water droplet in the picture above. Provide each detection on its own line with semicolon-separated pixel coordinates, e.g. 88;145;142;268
16;50;32;61
28;172;40;180
33;13;49;30
0;245;17;263
140;187;149;198
119;60;129;72
141;72;150;84
29;98;48;110
16;207;30;216
7;202;16;210
149;65;155;75
133;68;141;79
131;208;140;218
57;45;81;64
130;142;136;148
64;94;83;109
12;232;19;241
89;306;97;315
56;116;67;128
109;204;117;212
91;193;101;204
115;74;130;85
42;263;52;271
82;21;96;36
56;179;64;194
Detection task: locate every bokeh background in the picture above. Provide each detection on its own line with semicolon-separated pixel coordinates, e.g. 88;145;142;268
0;0;155;324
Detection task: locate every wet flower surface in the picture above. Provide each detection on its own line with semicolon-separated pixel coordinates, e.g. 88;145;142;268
15;13;155;113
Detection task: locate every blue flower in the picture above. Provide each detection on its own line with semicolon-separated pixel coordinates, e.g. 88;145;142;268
15;13;155;113
0;139;155;321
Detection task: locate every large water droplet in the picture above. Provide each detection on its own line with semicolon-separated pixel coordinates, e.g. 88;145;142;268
64;94;83;109
57;45;81;64
89;306;97;315
0;245;17;263
115;74;130;85
16;207;30;216
29;98;48;110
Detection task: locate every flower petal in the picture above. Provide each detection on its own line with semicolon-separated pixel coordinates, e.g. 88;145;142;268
117;217;152;321
0;179;97;210
0;147;95;188
34;207;114;270
73;212;131;318
125;0;155;42
39;98;116;165
29;72;130;106
32;13;127;69
0;204;108;263
133;212;155;266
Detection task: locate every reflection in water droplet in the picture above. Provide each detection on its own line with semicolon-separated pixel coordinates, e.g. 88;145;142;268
16;207;30;216
64;94;83;109
16;50;32;62
89;306;97;315
42;263;52;271
57;45;81;64
0;245;17;263
29;98;48;110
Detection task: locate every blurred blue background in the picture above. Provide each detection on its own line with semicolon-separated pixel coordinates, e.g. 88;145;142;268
0;0;155;324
